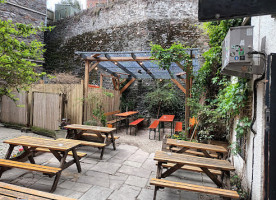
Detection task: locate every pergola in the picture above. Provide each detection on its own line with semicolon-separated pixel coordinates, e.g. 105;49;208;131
75;50;200;134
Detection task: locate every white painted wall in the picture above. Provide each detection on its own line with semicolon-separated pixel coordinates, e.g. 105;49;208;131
230;15;276;200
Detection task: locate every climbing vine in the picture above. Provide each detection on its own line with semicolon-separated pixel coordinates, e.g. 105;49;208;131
150;42;192;71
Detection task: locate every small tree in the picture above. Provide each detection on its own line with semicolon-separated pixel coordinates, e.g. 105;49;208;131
0;1;52;100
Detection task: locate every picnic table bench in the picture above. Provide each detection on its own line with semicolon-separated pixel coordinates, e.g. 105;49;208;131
149;120;160;140
1;136;82;192
166;139;228;159
129;118;144;135
115;111;139;134
0;182;76;200
104;110;125;128
152;151;238;199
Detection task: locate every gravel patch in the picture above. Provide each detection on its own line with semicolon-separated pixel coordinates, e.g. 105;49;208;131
0;124;50;159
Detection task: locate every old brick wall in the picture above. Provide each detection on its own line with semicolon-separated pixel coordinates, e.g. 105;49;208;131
0;0;47;42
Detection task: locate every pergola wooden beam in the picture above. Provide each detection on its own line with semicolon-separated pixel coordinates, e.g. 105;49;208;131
131;53;156;80
105;54;137;78
89;62;99;73
85;56;154;62
171;79;186;94
120;78;136;94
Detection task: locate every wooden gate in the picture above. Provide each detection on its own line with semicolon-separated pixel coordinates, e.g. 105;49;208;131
32;92;62;130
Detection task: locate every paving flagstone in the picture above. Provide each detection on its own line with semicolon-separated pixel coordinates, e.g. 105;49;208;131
0;127;226;200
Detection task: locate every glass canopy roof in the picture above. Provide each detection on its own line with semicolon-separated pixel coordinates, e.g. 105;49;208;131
76;50;200;79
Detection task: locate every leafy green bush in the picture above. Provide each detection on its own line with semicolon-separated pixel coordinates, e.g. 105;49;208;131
145;81;185;119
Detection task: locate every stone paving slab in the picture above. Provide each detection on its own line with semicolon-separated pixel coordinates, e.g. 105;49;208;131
0;127;226;200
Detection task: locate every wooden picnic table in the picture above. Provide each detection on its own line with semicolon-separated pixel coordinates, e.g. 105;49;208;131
115;111;139;134
2;136;82;192
166;139;228;159
0;181;76;200
154;151;235;188
158;115;175;136
64;124;117;150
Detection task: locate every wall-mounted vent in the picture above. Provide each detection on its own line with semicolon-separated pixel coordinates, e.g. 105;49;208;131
222;26;258;79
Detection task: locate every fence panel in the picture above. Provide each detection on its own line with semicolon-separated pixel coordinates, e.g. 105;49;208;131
32;92;62;130
1;92;28;125
85;88;121;121
30;84;83;124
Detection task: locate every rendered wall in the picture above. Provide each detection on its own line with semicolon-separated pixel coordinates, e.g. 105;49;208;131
230;15;276;200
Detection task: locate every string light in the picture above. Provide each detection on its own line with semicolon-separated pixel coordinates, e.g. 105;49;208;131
114;62;118;65
95;67;98;70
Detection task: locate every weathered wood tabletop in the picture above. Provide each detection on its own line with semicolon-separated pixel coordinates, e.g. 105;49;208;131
154;151;234;188
166;139;228;158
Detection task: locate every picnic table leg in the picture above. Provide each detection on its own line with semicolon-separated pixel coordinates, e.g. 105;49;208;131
110;132;116;150
200;167;222;188
5;145;15;159
161;163;184;178
22;146;35;164
50;172;62;193
153;162;163;200
71;148;81;173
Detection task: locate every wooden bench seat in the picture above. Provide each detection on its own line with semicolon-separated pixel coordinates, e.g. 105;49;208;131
150;178;239;199
0;182;76;200
0;159;63;192
129;118;144;135
104;110;125;128
149;120;160;140
166;147;218;158
82;133;119;140
35;148;87;158
161;163;222;175
175;122;183;133
0;159;61;175
57;138;107;160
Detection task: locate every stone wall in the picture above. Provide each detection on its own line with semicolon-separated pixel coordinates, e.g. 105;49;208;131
44;0;208;74
44;0;207;116
0;0;47;42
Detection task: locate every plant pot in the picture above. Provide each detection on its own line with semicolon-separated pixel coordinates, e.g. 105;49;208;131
55;129;67;139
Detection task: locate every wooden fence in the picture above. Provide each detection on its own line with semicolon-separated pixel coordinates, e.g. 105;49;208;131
1;92;28;125
84;87;121;121
1;83;121;130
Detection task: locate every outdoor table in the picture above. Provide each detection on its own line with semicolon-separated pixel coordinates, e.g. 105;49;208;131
115;111;139;134
154;151;235;188
64;124;117;150
3;136;82;192
158;115;175;136
166;139;228;159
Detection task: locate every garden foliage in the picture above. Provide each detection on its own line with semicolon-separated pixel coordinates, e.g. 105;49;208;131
0;1;52;100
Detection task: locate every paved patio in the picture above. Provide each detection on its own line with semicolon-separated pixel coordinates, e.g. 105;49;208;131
0;126;224;200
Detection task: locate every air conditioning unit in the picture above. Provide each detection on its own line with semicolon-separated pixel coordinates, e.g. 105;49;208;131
222;26;260;79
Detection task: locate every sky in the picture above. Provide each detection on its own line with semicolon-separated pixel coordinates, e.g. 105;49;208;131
47;0;87;11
